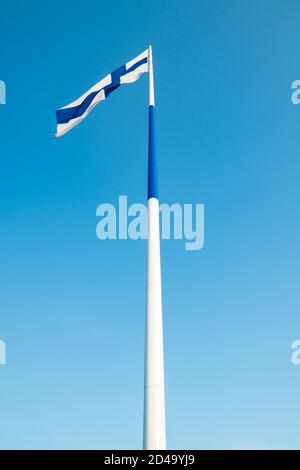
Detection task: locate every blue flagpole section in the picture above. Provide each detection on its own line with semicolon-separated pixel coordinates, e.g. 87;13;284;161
148;105;158;199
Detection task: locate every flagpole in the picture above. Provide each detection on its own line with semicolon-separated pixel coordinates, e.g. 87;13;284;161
143;45;166;450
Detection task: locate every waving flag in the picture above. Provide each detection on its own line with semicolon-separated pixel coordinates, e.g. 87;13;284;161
54;49;149;137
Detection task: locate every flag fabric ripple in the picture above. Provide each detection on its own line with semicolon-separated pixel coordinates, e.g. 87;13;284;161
55;49;149;137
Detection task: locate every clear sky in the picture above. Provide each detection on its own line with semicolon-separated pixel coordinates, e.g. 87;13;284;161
0;0;300;450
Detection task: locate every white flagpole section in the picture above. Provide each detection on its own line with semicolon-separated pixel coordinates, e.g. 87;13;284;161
143;45;166;450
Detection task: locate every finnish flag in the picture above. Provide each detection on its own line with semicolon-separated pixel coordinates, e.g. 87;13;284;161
55;49;149;137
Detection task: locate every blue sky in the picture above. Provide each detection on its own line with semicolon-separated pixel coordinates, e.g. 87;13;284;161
0;0;300;449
